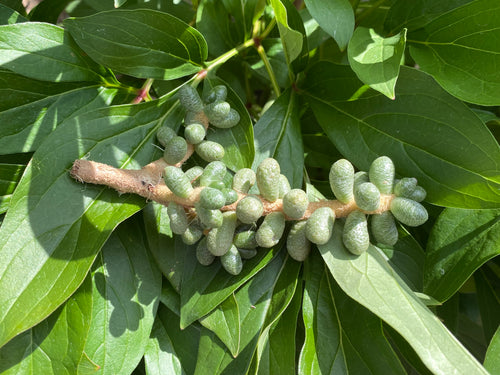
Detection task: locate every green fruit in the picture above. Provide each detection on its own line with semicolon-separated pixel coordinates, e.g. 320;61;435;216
182;221;204;245
220;244;243;275
236;196;264;224
164;166;193;198
178;85;203;113
390;197;428;227
184;110;199;126
199;187;226;209
211;108;240;129
371;211;398;246
369;156;395;194
238;247;257;259
184;166;204;183
209;181;226;190
232;168;256;193
196;238;215;266
256;212;285;248
283;189;309;219
222;188;239;205
305;207;335;245
329;159;355;203
286;221;311;261
353;171;369;187
343;210;370;255
163;136;188;165
207;211;238;256
196;205;223;228
184;123;206;145
256;158;280;202
204;85;227;103
278;174;291;199
204;100;231;124
408;185;426;202
233;228;257;249
200;161;226;186
156;125;176;147
354;182;381;211
195;140;225;162
394;177;417;198
167;202;188;235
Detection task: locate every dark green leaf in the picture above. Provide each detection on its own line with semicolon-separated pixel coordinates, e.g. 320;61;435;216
475;267;500;343
80;217;161;374
303;62;500;208
0;0;26;17
124;0;195;24
484;326;500;374
65;9;207;80
424;208;500;302
408;0;500;105
0;3;28;24
318;222;489;375
252;89;304;188
304;0;354;50
0;22;102;82
270;0;308;75
30;0;72;24
0;276;93;374
0;98;174;348
0;163;25;214
347;27;406;99
300;8;330;51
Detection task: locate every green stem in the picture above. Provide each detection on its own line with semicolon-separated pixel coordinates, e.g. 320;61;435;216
205;39;255;74
131;78;155;104
356;0;387;24
256;44;281;97
259;18;276;40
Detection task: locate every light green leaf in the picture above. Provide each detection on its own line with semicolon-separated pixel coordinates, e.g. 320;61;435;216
0;3;28;24
79;218;161;375
424;208;500;302
252;89;304;188
304;0;354;50
0;98;174;348
318;222;489;375
303;62;500;208
348;27;406;99
484;326;500;374
65;9;207;80
408;0;500;105
0;22;102;82
0;163;25;214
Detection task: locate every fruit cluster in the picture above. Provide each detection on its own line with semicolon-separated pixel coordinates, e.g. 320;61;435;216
158;84;429;275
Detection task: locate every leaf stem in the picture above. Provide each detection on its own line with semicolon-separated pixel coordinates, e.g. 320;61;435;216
256;43;281;97
205;38;256;73
131;78;155;104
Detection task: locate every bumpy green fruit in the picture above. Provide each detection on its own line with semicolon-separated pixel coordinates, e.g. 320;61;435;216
390;197;428;227
209;181;226;190
167;202;188;235
233;228;257;249
278;174;291;199
369;156;395;194
195;140;225;162
184;110;199;126
207;211;237;256
184;123;206;145
212;108;240;129
196;238;215;266
305;207;335;245
354;182;381;211
199;187;226;209
408;185;426;202
163;136;188;165
232;168;256;193
370;211;398;246
204;85;227;103
343;210;370;255
256;158;280;202
196;204;223;228
353;171;369;187
236;196;264;224
286;221;311;261
185;166;204;183
256;212;285;248
178;85;203;113
222;188;239;205
156;125;176;147
283;189;309;219
204;100;231;124
200;161;226;186
394;177;417;198
329;159;355;203
182;222;204;245
220;244;243;275
164;166;193;198
238;248;257;259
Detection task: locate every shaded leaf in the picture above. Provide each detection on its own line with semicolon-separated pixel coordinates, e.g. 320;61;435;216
484;326;500;374
0;4;28;24
30;0;72;24
474;266;500;343
348;27;406;99
65;9;207;80
246;39;290;88
424;208;500;302
303;62;500;208
0;163;25;214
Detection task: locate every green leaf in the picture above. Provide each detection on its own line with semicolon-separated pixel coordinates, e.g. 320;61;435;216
424;208;500;302
246;39;290;88
318;222;489;375
474;267;500;343
252;89;304;188
79;217;161;375
270;0;309;75
303;62;500;208
199;294;240;357
484;326;500;374
0;163;25;214
347;27;406;99
0;3;28;24
0;276;93;374
64;9;207;80
408;0;500;105
0;98;174;348
30;0;73;24
0;22;102;82
204;76;254;171
304;0;354;50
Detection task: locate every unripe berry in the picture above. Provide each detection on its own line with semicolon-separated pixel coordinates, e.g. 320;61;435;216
195;140;225;162
178;85;203;113
233;227;257;249
207;211;237;256
220;244;243;275
182;222;204;245
222;188;238;205
164;166;193;198
212;108;240;129
306;207;335;245
369;156;395;194
163;136;188;165
283;189;309;219
286;221;311;261
408;185;426;202
232;168;256;193
199;187;226;209
370;211;398;246
167;202;188;235
184;166;204;184
204;85;227;103
196;238;215;266
394;177;417;198
156;125;176;147
354;182;381;211
238;248;257;259
329;159;355;203
343;210;370;255
236;196;264;224
196;204;223;228
200;161;226;186
256;212;285;248
256;158;280;202
390;197;428;227
184;123;206;145
278;174;291;198
204;100;231;124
